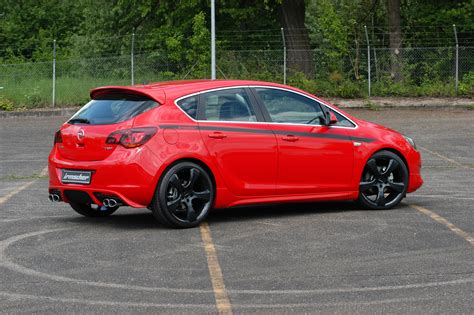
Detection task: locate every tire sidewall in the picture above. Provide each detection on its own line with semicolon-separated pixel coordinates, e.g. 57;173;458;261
155;161;215;228
358;150;409;210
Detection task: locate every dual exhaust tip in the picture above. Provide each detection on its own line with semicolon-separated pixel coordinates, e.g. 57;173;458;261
102;198;118;208
48;193;61;202
48;193;118;208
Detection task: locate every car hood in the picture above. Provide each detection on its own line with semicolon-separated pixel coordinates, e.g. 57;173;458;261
353;118;406;143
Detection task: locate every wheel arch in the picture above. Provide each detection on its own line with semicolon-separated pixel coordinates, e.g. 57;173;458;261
156;157;217;193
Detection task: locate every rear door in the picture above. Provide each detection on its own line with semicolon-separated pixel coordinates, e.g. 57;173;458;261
252;87;354;195
197;87;278;196
59;93;158;161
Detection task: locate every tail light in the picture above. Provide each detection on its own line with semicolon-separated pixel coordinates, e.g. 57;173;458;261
106;127;157;148
54;130;63;144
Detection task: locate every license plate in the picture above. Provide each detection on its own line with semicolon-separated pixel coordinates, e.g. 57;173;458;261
61;169;92;185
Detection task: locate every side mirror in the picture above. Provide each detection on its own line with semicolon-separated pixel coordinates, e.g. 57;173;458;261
323;108;338;126
329;111;338;125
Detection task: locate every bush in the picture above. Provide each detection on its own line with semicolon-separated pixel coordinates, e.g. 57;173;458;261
459;72;474;98
0;96;14;111
288;71;364;98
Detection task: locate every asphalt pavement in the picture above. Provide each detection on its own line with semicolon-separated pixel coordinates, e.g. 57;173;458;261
0;108;473;314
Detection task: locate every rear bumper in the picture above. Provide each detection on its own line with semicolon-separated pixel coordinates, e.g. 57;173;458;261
48;145;163;207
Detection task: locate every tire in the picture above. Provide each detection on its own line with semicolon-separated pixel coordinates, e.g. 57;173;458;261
358;150;408;210
151;161;214;228
70;202;118;217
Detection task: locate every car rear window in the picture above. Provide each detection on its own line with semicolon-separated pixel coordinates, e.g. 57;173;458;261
68;93;159;125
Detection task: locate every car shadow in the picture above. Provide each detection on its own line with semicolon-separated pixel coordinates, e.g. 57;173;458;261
53;209;161;230
51;200;401;229
208;200;367;224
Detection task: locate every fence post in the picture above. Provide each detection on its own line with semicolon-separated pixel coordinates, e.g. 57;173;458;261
371;16;379;81
211;0;216;80
52;39;56;108
281;27;287;85
364;26;371;97
131;32;135;85
453;24;459;96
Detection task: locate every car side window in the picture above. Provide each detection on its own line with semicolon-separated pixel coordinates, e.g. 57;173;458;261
327;108;356;127
201;88;257;122
255;88;325;125
176;96;198;119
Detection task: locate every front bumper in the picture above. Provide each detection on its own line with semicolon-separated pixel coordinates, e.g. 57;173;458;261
48;145;162;207
407;149;423;193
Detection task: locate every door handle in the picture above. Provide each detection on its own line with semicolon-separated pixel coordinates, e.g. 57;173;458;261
208;132;227;139
282;135;299;142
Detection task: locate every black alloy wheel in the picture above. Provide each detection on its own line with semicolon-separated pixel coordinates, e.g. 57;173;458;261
152;162;214;228
69;202;118;217
358;150;408;210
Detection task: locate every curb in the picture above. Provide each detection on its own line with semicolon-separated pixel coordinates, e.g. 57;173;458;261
0;108;79;118
329;97;474;109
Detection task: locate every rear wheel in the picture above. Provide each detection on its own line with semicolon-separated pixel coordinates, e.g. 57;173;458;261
358;150;408;210
70;202;118;217
152;162;214;228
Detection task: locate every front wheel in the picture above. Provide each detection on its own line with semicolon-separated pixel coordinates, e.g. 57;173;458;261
358;150;408;210
151;162;214;228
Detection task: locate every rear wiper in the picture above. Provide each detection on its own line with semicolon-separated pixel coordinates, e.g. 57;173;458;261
68;118;91;124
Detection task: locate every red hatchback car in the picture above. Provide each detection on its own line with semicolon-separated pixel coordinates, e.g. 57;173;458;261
48;80;423;228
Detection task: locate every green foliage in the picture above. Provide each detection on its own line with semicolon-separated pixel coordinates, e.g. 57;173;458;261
364;100;379;111
288;71;364;98
187;12;211;77
1;0;474;110
0;96;14;111
459;72;474;97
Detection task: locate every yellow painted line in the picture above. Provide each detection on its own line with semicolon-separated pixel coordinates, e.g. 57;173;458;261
200;222;233;315
419;146;473;170
410;204;474;245
0;167;47;206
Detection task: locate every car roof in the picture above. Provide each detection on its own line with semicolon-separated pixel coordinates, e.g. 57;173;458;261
90;80;290;104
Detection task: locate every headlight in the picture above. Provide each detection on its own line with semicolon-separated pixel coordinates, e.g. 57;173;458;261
403;135;417;149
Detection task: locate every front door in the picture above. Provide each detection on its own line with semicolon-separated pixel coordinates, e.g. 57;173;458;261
198;87;278;196
252;87;354;195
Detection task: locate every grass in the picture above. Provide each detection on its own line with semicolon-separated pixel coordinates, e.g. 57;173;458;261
0;174;48;181
364;100;380;111
1;72;473;111
0;72;181;110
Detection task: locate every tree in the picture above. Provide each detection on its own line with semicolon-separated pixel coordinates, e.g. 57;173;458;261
387;0;402;81
279;0;314;78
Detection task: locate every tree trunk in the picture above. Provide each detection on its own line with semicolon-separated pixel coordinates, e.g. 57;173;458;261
387;0;403;82
279;0;314;78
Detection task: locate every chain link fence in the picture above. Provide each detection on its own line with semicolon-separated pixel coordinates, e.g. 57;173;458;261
1;44;474;109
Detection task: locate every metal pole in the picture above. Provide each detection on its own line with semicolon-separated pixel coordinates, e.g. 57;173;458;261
364;26;371;97
281;27;287;85
371;16;379;81
52;39;56;108
453;24;459;95
131;32;135;85
211;0;216;80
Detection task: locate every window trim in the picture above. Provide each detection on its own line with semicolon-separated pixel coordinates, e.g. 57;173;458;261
250;86;357;129
250;87;325;125
173;85;358;129
176;95;199;120
196;87;264;122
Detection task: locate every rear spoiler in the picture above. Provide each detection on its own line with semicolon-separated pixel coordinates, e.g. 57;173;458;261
90;86;166;104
